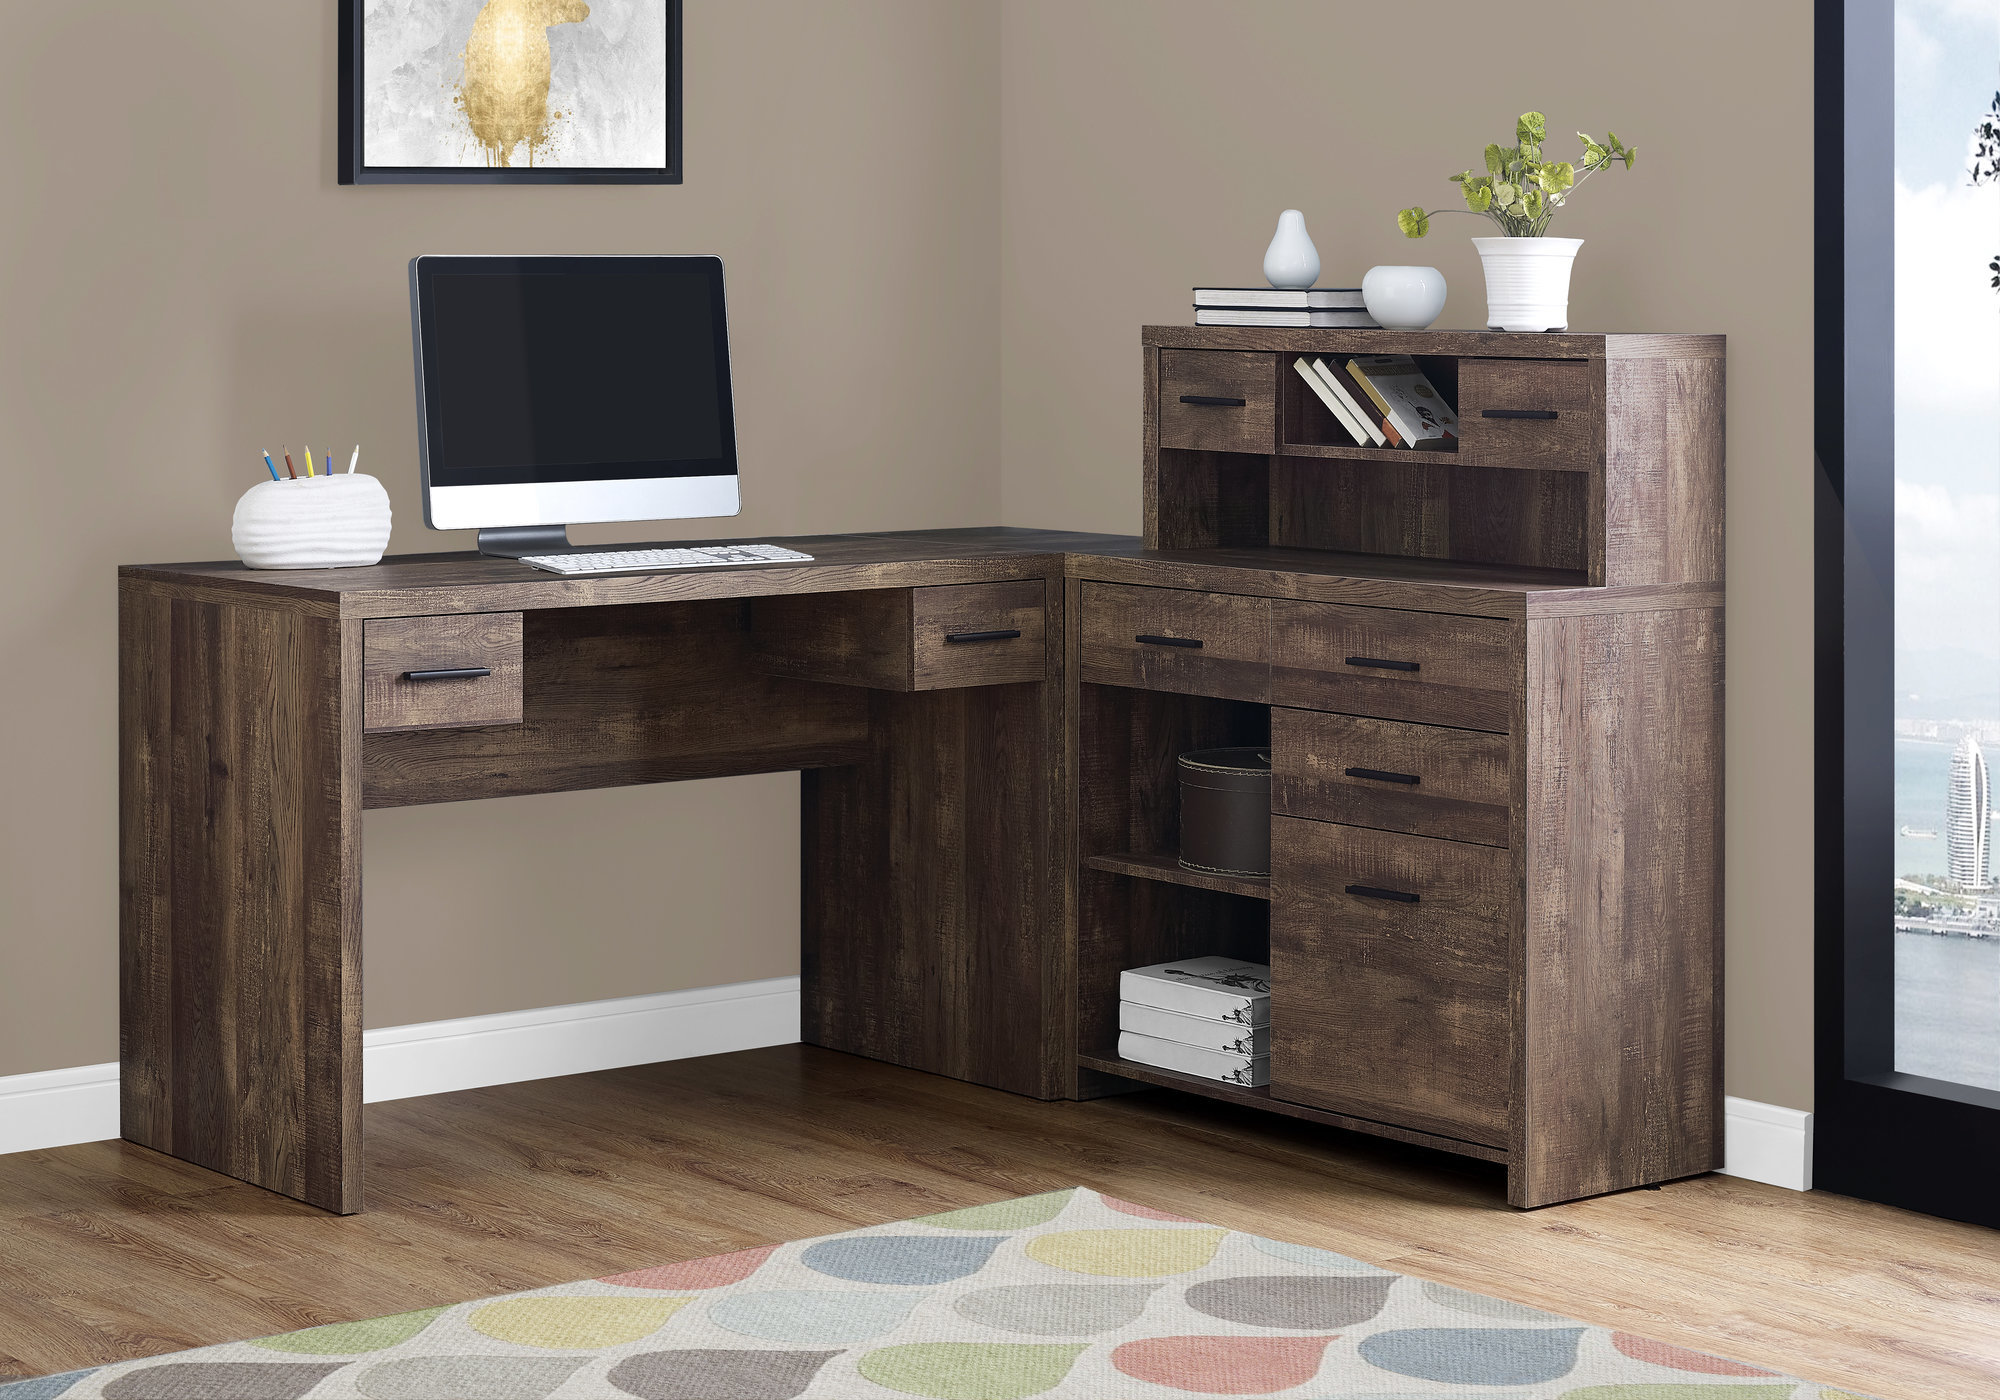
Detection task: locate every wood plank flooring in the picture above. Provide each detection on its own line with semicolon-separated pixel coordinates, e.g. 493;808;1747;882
1;1046;1996;1398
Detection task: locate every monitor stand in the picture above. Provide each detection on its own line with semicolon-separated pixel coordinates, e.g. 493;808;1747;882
477;525;571;559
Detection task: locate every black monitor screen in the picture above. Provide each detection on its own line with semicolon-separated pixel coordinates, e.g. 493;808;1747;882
414;257;737;488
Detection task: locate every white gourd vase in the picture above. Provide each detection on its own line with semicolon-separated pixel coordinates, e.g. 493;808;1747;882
1262;209;1320;289
232;473;393;569
1472;237;1582;332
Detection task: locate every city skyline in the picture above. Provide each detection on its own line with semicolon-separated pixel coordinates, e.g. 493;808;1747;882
1947;735;1993;888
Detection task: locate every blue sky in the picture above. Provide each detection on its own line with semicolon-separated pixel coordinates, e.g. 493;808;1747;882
1894;0;2000;691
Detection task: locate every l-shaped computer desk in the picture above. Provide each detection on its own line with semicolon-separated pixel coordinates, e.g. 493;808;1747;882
119;328;1725;1214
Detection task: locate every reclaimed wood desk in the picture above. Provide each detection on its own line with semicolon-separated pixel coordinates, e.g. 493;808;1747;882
121;329;1724;1214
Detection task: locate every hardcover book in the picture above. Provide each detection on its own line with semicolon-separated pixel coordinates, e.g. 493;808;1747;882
1310;357;1393;447
1119;957;1271;1025
1193;287;1365;309
1119;1001;1271;1055
1293;357;1369;446
1196;308;1379;328
1118;1030;1270;1086
1346;355;1459;445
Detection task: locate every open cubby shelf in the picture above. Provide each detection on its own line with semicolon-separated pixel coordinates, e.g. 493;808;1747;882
1281;350;1461;456
1083;851;1271;901
1075;1053;1511;1164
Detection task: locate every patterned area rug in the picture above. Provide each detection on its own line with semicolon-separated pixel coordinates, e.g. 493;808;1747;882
1;1188;1870;1399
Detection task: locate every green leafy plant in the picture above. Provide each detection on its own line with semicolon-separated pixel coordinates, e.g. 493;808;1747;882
1397;112;1635;239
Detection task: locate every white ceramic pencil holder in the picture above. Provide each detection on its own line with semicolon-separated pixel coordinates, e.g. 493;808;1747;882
232;473;393;569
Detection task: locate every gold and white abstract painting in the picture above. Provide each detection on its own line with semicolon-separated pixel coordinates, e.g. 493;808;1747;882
362;0;668;169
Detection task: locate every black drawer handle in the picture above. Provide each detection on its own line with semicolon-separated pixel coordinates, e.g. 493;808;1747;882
1347;884;1420;904
1345;655;1420;673
1136;634;1203;649
1178;394;1247;407
1481;408;1559;420
944;629;1022;644
1345;767;1420;785
403;667;492;682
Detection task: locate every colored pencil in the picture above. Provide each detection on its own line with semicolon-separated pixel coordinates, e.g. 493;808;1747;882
325;452;333;476
347;445;359;475
261;451;280;482
304;443;315;478
282;447;297;480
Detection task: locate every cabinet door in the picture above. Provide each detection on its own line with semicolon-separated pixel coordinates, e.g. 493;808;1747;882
1269;816;1512;1147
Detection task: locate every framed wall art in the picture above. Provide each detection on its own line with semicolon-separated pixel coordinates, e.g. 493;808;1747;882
339;0;681;184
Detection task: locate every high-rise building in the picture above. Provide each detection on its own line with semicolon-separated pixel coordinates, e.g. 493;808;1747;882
1946;735;1991;889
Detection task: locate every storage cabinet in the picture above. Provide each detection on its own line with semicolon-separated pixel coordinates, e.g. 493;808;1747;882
1078;327;1724;1208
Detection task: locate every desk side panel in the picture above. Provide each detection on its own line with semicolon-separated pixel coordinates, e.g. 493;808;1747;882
803;587;1064;1098
119;580;361;1212
1514;603;1724;1206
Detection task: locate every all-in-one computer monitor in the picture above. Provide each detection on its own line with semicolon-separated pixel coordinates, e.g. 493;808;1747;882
410;254;741;559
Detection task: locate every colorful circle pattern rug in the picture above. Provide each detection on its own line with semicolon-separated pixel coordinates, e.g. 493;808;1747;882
0;1189;1874;1398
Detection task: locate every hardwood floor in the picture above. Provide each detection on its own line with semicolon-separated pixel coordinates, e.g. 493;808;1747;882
1;1046;1996;1398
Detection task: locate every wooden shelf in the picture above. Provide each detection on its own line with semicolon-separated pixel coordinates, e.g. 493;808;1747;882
1076;1053;1509;1164
1083;851;1271;901
1277;440;1588;473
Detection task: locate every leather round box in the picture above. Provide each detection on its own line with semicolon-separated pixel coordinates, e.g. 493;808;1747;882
1178;747;1272;877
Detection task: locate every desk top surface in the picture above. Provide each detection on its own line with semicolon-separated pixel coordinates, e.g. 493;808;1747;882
122;526;1716;622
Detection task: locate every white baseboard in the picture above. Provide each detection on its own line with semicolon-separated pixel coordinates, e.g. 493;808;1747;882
0;976;802;1157
4;1012;1817;1197
0;1060;121;1157
361;977;800;1103
1719;1095;1813;1191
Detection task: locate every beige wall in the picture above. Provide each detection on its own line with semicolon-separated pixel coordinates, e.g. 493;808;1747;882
2;0;1818;1112
998;1;1816;1108
0;0;1000;1073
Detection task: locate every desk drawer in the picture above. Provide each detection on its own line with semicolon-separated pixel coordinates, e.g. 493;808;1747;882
1456;358;1598;472
913;582;1047;688
364;613;523;733
1270;601;1518;732
1270;816;1512;1147
750;582;1046;691
1080;582;1270;701
1158;350;1278;454
1272;709;1511;847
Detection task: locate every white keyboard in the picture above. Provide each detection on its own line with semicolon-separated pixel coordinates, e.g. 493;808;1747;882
519;543;815;575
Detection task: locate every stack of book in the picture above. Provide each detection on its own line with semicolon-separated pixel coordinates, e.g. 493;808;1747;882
1292;353;1459;449
1193;287;1376;328
1117;956;1271;1087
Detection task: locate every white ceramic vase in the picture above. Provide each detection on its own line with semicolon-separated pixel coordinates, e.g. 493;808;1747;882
232;473;393;569
1361;265;1447;331
1262;209;1320;289
1472;237;1582;332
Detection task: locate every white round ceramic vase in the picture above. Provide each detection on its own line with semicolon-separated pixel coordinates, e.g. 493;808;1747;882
1361;265;1447;331
1262;209;1320;289
1472;236;1582;332
232;473;393;569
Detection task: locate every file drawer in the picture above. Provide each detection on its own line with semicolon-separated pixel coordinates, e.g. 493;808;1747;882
1272;709;1512;847
1270;816;1512;1147
1080;581;1270;701
364;612;524;733
1157;350;1278;454
1270;601;1518;732
1456;357;1598;472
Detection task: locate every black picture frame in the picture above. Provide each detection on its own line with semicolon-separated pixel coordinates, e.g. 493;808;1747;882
1814;0;2000;1229
338;0;682;185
